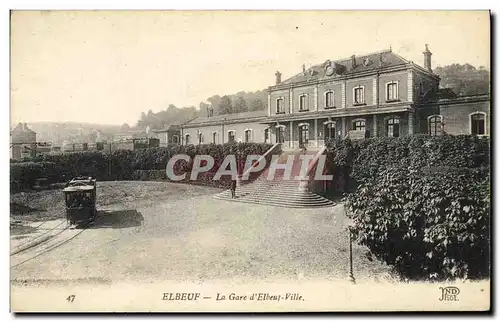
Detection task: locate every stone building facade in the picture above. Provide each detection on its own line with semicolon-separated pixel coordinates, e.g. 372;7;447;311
180;46;490;148
10;123;37;160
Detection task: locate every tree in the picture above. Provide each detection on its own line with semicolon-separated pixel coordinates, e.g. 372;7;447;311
207;95;221;116
219;95;233;114
249;98;265;111
434;64;490;96
233;96;248;113
120;123;131;131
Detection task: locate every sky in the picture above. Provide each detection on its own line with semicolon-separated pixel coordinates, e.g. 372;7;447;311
10;10;490;126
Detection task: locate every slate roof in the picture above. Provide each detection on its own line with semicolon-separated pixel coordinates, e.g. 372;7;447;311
154;124;181;132
184;110;267;126
11;122;36;134
280;49;410;85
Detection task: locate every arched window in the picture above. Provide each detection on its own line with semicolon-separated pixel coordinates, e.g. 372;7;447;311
198;132;204;144
470;112;486;135
244;129;253;143
324;122;336;141
212;132;218;144
228;131;235;143
428;115;442;136
185;134;190;145
352;119;366;131
386;118;400;137
298;123;309;147
325;91;335;108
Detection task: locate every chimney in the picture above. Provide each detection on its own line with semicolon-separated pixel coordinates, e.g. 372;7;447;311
423;44;432;72
302;64;306;75
351;55;357;68
275;71;282;85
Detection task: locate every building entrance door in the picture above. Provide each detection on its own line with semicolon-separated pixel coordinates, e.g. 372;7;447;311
299;124;309;148
276;127;285;143
324;123;336;142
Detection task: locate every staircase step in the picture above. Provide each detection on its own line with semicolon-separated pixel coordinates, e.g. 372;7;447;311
213;149;332;209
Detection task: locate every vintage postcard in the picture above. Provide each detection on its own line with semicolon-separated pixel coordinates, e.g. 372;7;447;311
9;10;491;312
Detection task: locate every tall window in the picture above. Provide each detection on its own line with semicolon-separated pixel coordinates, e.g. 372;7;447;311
353;119;366;131
264;128;269;143
325;91;334;108
276;98;284;114
387;118;400;137
185;134;190;145
198;133;204;144
354;86;365;105
244;129;252;143
470;113;486;135
212;132;217;144
299;95;308;111
428;115;442;136
228;131;235;143
386;82;399;101
172;135;179;144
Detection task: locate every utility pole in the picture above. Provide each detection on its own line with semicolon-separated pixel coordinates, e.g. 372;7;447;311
108;142;112;178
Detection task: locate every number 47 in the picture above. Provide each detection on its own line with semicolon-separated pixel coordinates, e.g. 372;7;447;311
66;295;76;303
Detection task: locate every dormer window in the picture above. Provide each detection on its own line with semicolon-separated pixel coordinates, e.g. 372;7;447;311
386;81;399;102
325;91;335;109
353;86;365;105
299;94;309;111
276;98;285;114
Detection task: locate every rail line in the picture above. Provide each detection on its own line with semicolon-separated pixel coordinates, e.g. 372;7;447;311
11;225;88;268
11;220;68;252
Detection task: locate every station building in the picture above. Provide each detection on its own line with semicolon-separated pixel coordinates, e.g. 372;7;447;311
181;45;489;149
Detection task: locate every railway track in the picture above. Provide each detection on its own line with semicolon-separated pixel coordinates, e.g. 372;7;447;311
10;220;90;268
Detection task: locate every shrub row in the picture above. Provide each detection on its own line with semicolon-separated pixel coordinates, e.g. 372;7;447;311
324;134;490;193
10;143;280;192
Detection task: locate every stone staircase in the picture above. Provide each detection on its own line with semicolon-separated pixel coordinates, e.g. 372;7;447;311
214;149;335;208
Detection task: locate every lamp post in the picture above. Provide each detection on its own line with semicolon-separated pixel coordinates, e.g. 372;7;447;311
344;205;356;284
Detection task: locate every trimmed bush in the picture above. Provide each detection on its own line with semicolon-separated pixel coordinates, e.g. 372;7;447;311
11;143;280;192
10;161;58;192
345;165;490;280
324;134;490;193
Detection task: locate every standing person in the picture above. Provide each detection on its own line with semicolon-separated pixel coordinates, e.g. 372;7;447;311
230;177;237;198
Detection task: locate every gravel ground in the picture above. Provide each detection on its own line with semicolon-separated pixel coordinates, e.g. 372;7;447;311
11;181;393;284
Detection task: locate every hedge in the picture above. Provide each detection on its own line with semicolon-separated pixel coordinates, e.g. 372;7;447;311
10;143;279;192
345;165;490;280
324;134;490;193
130;142;280;188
